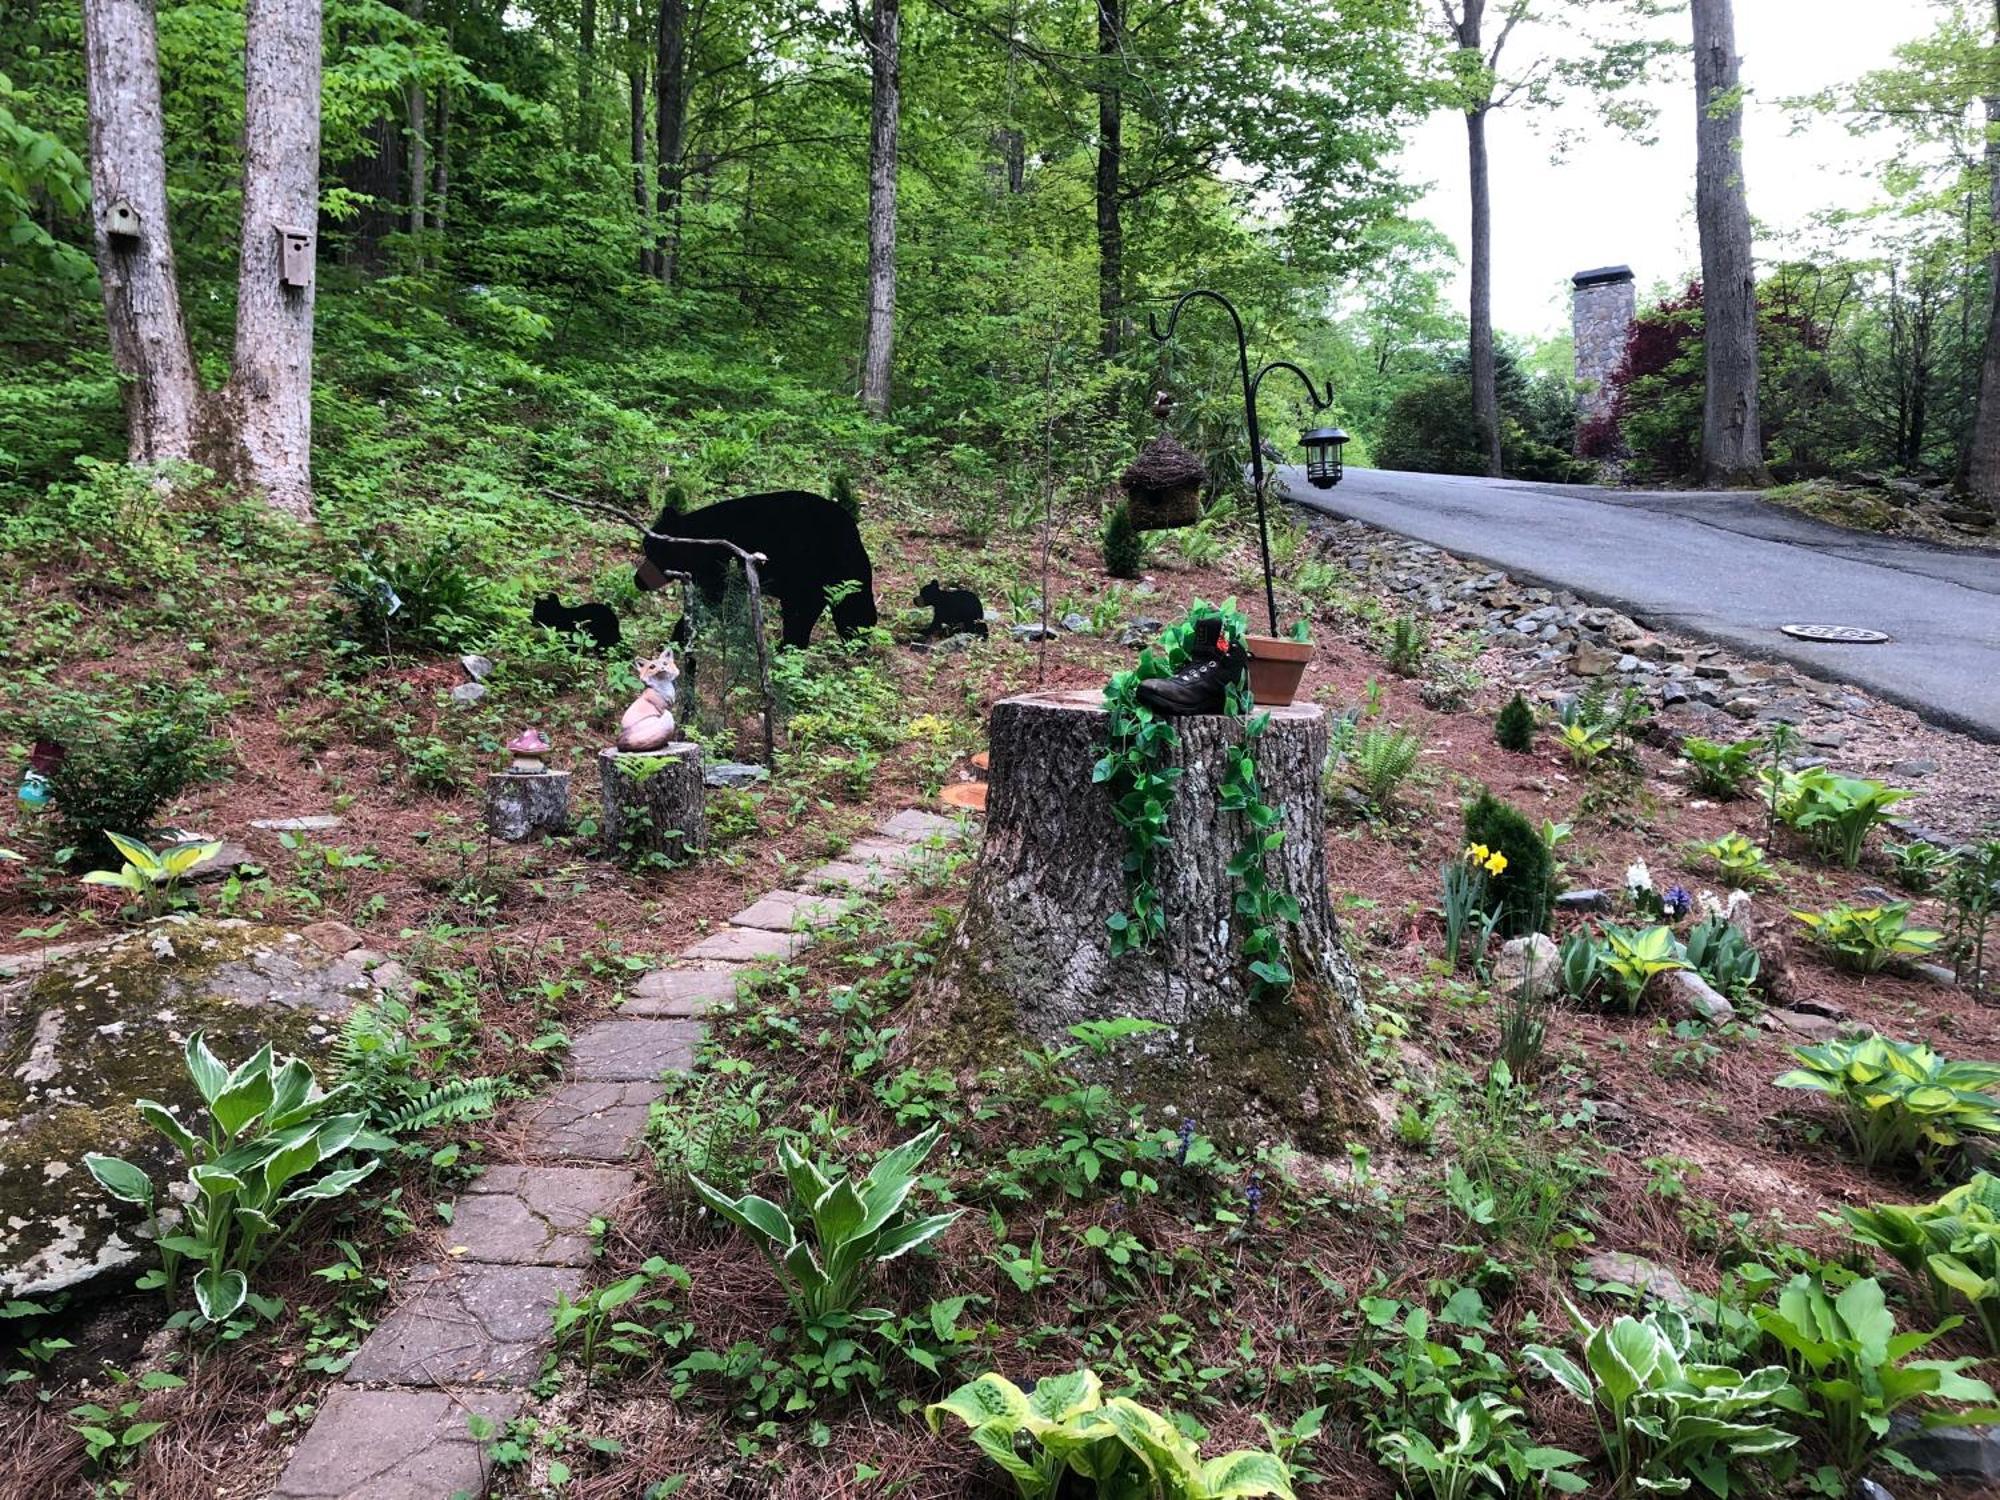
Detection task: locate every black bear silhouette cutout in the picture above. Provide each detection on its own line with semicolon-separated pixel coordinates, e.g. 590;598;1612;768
915;580;987;639
635;490;878;649
532;594;622;653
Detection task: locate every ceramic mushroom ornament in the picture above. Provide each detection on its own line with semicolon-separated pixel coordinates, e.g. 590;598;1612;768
505;729;551;773
616;646;680;752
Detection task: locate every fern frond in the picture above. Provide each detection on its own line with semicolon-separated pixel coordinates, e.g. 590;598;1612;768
382;1076;503;1136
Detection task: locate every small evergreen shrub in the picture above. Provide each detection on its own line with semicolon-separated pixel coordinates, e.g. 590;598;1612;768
1494;692;1535;753
1101;503;1143;579
1464;790;1553;936
34;690;223;862
1375;376;1489;476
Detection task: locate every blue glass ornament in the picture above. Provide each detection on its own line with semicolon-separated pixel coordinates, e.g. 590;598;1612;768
18;771;49;811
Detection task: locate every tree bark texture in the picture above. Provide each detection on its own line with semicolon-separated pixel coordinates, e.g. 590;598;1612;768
223;0;322;522
1465;105;1502;477
655;0;686;285
487;770;572;842
82;0;202;466
1963;87;2000;509
599;745;705;864
857;0;899;415
1094;0;1122;362
405;0;427;238
629;45;653;276
925;691;1366;1143
1692;0;1766;486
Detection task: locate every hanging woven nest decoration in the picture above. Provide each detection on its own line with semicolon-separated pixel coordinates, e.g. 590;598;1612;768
1118;434;1205;531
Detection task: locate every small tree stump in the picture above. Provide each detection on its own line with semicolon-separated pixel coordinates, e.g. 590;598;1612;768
485;771;571;842
923;689;1366;1142
598;745;705;863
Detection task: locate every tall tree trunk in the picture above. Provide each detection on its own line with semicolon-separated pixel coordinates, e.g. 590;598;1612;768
630;53;654;276
1962;86;2000;507
224;0;322;521
81;0;202;465
655;0;686;284
1691;0;1766;485
577;0;595;149
431;81;448;234
1094;0;1122;362
1466;103;1501;476
857;0;899;415
405;0;427;241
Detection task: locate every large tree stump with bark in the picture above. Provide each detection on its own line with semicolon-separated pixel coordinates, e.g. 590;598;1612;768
486;770;571;843
598;745;705;864
925;690;1367;1144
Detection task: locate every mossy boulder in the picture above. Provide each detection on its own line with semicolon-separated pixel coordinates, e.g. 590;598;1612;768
0;920;377;1300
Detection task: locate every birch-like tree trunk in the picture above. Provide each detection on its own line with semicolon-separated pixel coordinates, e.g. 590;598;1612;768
224;0;322;521
1691;0;1766;485
857;0;899;415
630;52;653;276
655;0;686;285
1466;101;1502;476
1094;0;1122;362
1963;88;2000;508
405;0;426;240
81;0;202;465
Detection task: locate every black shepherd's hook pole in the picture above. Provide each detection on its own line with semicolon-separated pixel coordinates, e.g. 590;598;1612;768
1148;289;1333;635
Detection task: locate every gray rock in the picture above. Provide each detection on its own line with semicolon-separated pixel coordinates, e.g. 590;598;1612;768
1660;681;1691;707
1578;1250;1694;1310
1556;888;1611;913
1856;886;1894;904
182;841;256;883
1762;1008;1841;1042
249;815;343;833
1060;612;1093;634
1891;1419;2000;1480
1493;933;1560;1002
1010;623;1058;643
1904;961;1959;988
702;762;770;790
1660;970;1735;1026
0;922;369;1299
460;653;494;682
935;631;976;654
1888;760;1937;778
1851;1480;1894;1500
1573;644;1618;677
450;682;488;707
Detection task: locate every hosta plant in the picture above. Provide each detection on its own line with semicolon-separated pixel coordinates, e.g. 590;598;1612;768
1846;1174;2000;1352
84;1034;381;1324
1556;930;1602;1003
1555;720;1613;769
1884;839;1957;896
1791;903;1942;974
1751;1273;1999;1486
1773;1035;2000;1170
1595;925;1690;1014
1682;916;1760;996
1681;737;1759;800
926;1368;1296;1500
689;1123;960;1319
80;832;221;918
1522;1304;1802;1498
1375;1392;1586;1500
1698;833;1771;887
1769;770;1912;868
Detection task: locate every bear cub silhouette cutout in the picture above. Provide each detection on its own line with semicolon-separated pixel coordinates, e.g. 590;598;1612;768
635;490;878;649
915;580;987;639
533;595;622;653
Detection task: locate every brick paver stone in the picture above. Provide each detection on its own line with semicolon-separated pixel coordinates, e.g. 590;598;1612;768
842;836;929;869
625;968;740;1017
728;889;853;932
879;809;965;842
680;926;811;964
514;1081;659;1162
798;860;896;894
343;1262;578;1387
567;1018;703;1081
448;1166;638;1266
272;1388;522;1500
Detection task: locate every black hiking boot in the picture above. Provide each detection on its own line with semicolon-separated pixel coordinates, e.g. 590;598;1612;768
1136;617;1244;716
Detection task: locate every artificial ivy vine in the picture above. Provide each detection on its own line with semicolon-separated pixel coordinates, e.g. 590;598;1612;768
1094;599;1302;994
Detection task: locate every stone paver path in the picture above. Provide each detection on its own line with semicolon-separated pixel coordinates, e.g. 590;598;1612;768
270;808;967;1497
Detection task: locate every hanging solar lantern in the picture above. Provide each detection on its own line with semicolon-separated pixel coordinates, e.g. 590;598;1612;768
1299;427;1349;489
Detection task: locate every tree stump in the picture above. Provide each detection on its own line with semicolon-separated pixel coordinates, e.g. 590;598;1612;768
924;690;1366;1144
597;745;705;864
485;771;571;843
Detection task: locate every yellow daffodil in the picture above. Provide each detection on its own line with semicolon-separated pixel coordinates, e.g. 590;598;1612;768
1485;851;1508;876
1465;843;1490;863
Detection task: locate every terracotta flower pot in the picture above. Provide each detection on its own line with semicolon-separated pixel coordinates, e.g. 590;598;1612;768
1244;635;1312;706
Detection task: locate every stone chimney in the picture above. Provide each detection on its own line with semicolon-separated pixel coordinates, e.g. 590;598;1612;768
1571;266;1635;447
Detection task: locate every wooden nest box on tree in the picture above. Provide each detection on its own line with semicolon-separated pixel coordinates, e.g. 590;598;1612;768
1118;434;1205;530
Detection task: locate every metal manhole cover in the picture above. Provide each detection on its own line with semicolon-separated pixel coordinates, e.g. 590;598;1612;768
1780;624;1891;644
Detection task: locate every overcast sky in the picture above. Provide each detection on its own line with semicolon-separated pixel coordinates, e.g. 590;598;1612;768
1394;0;1939;339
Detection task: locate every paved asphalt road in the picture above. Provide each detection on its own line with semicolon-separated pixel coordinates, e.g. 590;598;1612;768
1274;465;2000;741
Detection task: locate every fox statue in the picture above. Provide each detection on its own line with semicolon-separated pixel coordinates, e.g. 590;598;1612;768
616;646;680;752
